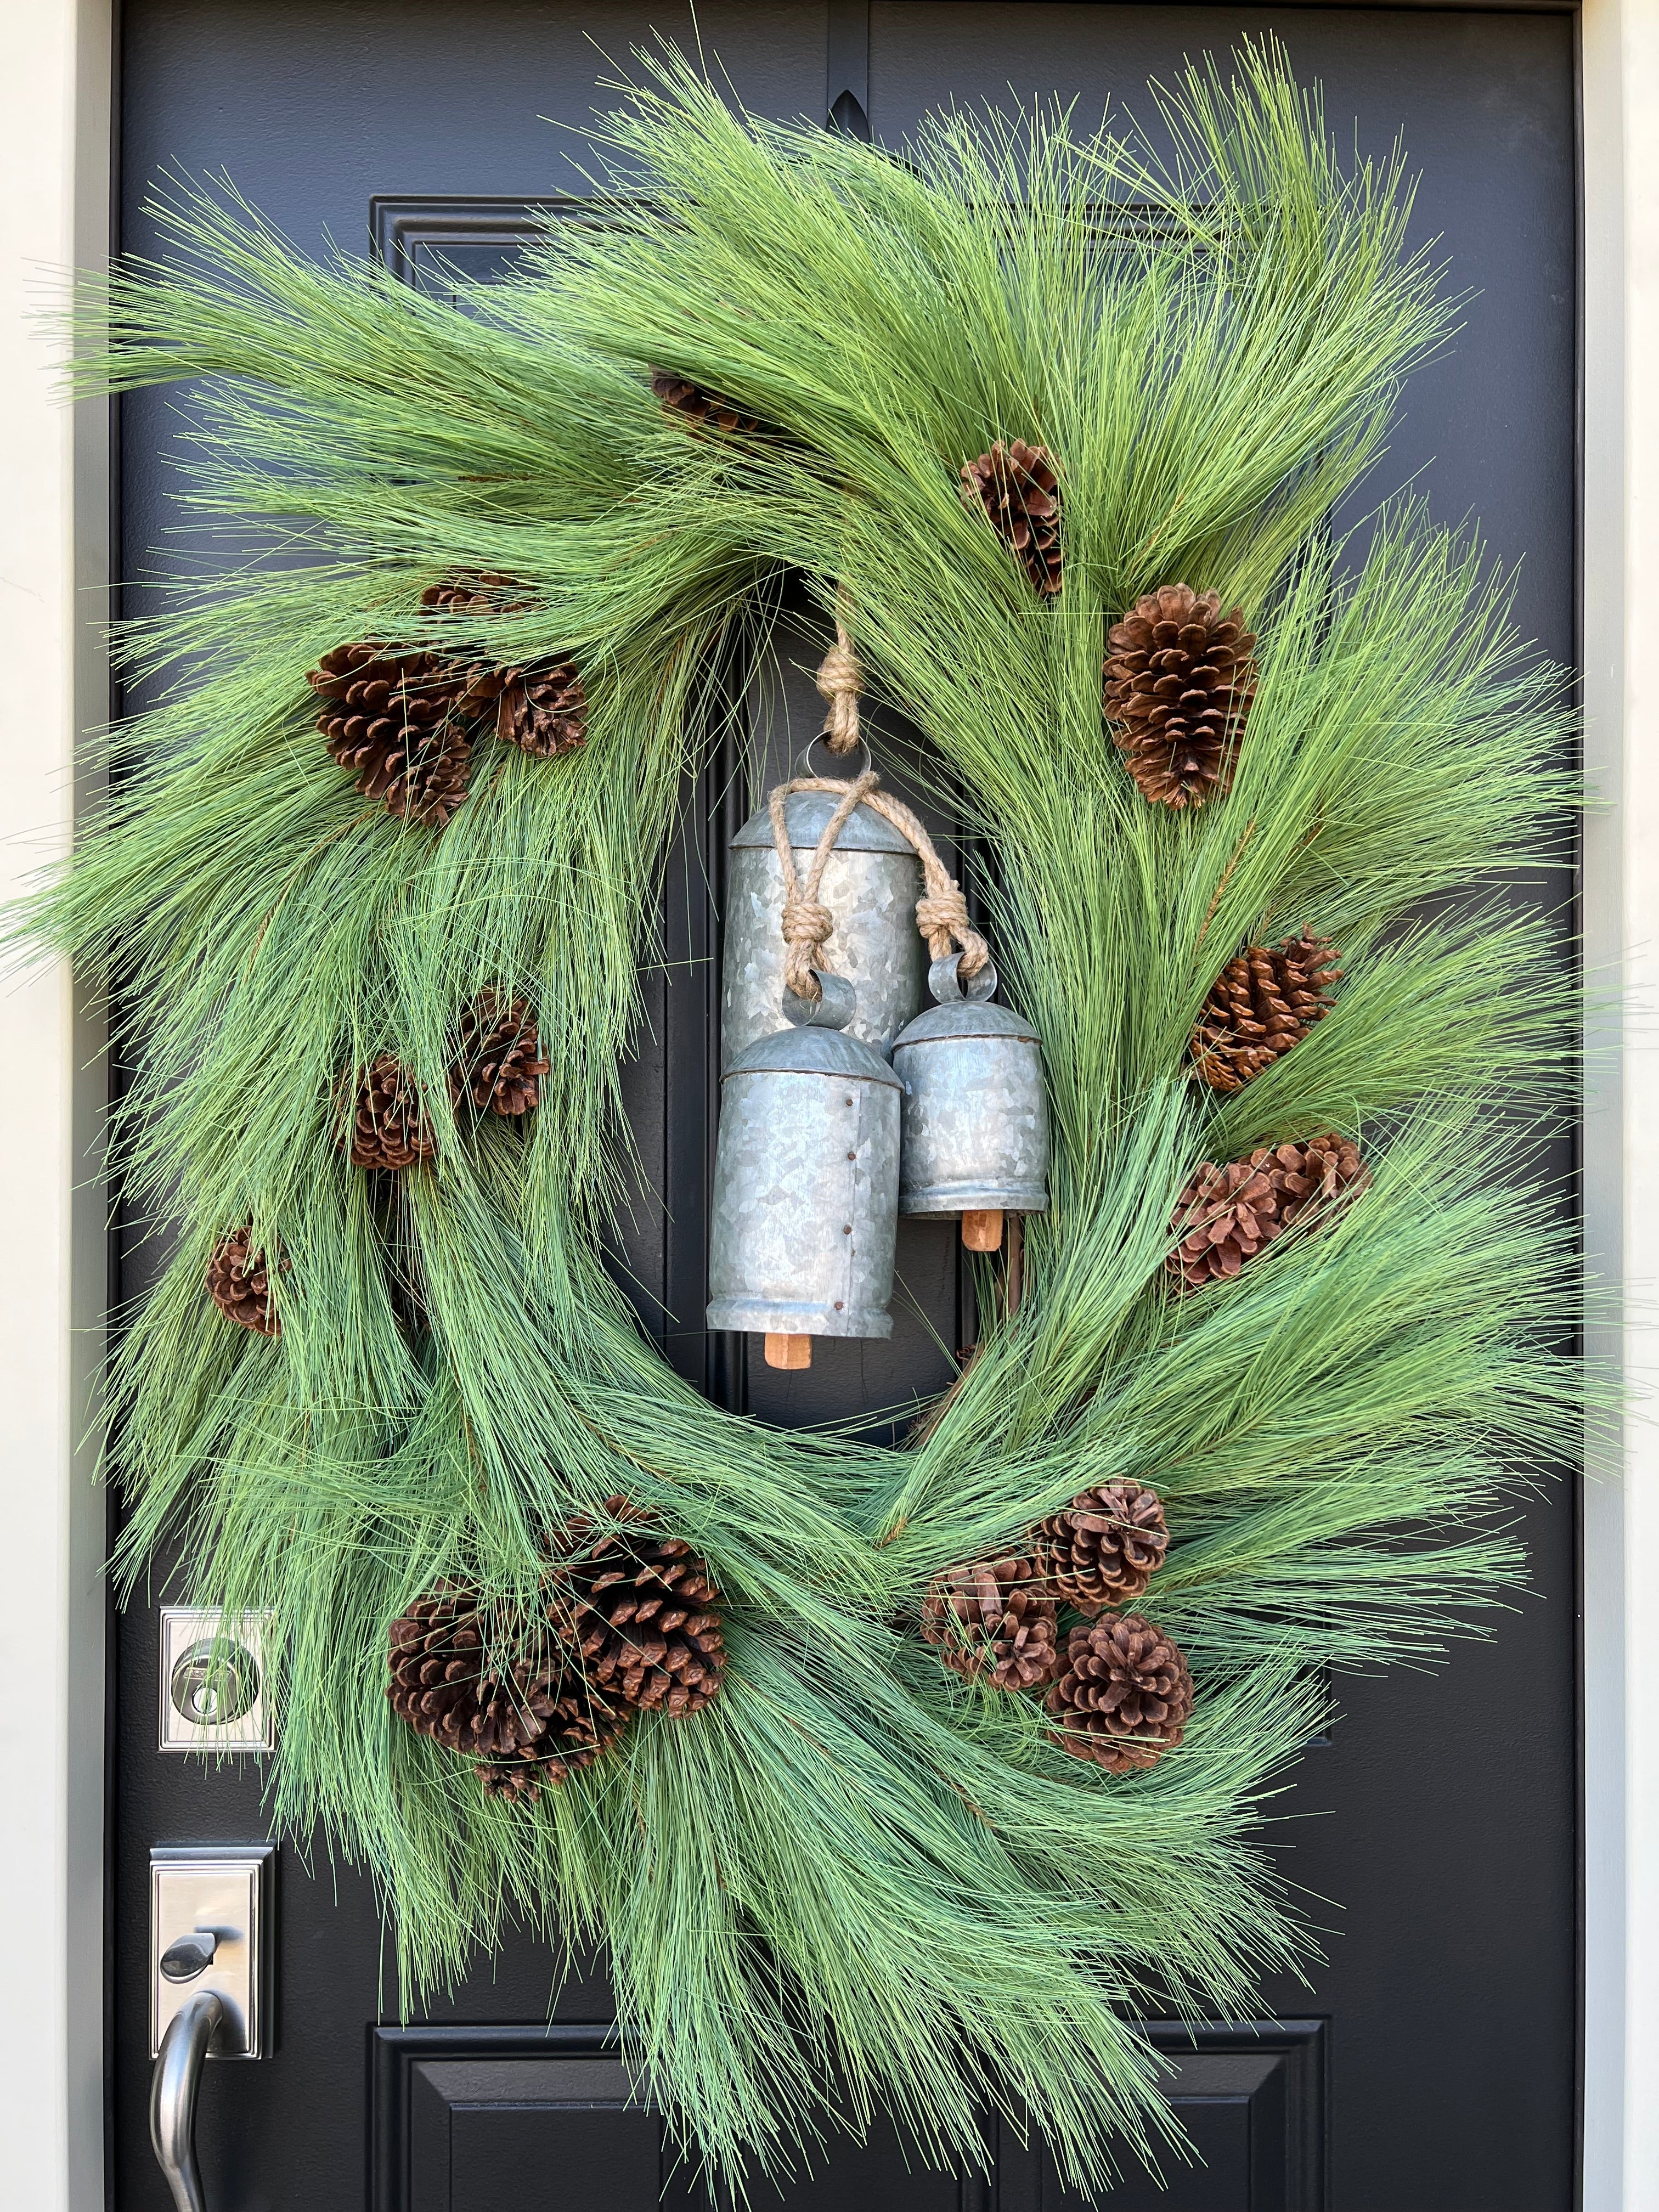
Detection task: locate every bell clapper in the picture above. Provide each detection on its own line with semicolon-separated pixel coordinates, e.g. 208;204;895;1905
765;1333;813;1370
961;1209;1004;1252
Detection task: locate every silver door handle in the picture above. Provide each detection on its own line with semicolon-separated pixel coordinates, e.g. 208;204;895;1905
150;1988;224;2212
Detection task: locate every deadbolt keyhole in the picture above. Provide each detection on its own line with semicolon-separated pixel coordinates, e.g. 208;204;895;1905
169;1641;259;1728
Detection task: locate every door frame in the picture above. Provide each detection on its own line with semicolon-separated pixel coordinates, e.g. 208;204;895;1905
1;3;1651;2205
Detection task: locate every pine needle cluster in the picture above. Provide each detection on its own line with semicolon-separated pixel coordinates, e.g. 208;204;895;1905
18;40;1586;2193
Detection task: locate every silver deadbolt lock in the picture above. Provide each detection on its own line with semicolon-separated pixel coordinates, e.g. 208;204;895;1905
159;1608;273;1753
170;1642;258;1728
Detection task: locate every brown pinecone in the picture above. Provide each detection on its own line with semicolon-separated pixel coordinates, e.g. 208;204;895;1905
556;1499;725;1717
498;663;588;758
420;579;586;758
349;1053;438;1170
960;439;1063;596
1104;584;1256;809
420;573;524;618
206;1224;280;1338
920;1556;1060;1691
1193;931;1342;1094
1045;1613;1195;1774
453;989;549;1116
651;368;766;438
387;1579;629;1803
1169;1133;1370;1293
308;640;471;828
1033;1482;1169;1614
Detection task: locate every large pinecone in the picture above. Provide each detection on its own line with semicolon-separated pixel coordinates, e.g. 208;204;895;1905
651;368;766;438
349;1053;438;1170
921;1556;1060;1691
387;1580;630;1803
308;641;471;828
1104;585;1256;808
557;1499;725;1717
1034;1482;1169;1613
960;440;1063;596
206;1225;280;1338
1169;1133;1369;1293
1046;1613;1195;1774
1193;930;1342;1094
453;989;549;1116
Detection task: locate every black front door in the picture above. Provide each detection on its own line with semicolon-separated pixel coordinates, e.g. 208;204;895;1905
111;7;1579;2208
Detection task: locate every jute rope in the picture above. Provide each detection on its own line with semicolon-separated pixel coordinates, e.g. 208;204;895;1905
768;617;991;999
815;602;864;755
769;777;991;997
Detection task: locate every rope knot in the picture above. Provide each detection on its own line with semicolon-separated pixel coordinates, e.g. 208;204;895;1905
780;895;835;996
815;622;864;754
916;885;990;975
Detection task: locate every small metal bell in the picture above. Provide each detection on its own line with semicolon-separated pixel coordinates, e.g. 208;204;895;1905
722;789;927;1066
892;953;1049;1250
707;971;902;1369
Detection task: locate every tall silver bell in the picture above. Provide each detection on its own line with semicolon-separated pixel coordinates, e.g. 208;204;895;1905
707;970;902;1369
893;954;1049;1245
723;789;927;1066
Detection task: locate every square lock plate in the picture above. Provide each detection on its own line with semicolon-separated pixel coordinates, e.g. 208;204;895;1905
159;1606;274;1753
149;1844;274;2058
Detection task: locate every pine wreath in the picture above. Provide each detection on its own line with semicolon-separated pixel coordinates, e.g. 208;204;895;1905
26;53;1583;2198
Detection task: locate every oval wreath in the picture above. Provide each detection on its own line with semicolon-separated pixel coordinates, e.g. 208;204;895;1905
29;41;1582;2194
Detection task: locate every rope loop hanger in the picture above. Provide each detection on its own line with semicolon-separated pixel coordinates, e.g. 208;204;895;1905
770;601;990;998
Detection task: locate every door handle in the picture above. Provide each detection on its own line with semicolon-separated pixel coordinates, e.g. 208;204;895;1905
148;1846;274;2210
150;1988;224;2212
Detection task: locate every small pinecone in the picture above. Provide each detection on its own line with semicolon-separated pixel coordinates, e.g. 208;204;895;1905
349;1053;438;1171
387;1580;629;1803
1193;931;1342;1094
453;989;549;1116
559;1499;725;1717
1169;1133;1370;1293
206;1225;280;1338
960;439;1063;596
1033;1483;1168;1614
307;641;471;828
420;573;524;617
498;663;588;758
651;368;766;439
1104;584;1256;809
921;1556;1060;1691
1046;1613;1195;1774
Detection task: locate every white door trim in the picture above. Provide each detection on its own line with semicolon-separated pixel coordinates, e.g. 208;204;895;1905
0;3;1648;2205
0;5;111;2212
1582;5;1659;2207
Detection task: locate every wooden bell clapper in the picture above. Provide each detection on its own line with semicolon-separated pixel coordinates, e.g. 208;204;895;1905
764;1333;814;1369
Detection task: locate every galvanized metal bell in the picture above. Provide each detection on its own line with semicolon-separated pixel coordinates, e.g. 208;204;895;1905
893;953;1049;1249
722;788;927;1066
706;970;902;1368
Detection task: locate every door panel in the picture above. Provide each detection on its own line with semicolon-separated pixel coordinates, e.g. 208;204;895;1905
113;6;1578;2209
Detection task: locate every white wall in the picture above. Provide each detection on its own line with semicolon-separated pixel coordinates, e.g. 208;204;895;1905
0;5;111;2210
